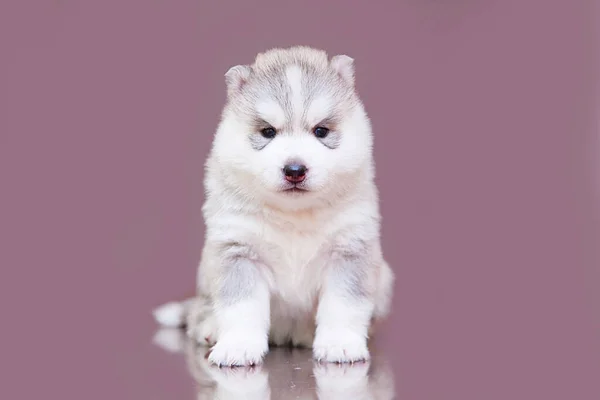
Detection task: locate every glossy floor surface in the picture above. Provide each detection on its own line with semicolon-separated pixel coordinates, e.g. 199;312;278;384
2;0;600;399
153;329;395;399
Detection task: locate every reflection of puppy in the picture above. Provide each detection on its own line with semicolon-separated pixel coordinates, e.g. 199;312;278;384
153;328;396;400
153;46;394;367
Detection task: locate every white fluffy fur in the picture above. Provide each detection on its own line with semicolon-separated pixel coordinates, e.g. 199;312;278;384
153;46;394;367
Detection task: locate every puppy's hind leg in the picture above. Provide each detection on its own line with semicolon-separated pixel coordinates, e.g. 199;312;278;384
185;294;219;346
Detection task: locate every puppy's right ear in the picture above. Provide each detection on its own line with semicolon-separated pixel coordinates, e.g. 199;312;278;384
330;55;355;86
224;65;251;97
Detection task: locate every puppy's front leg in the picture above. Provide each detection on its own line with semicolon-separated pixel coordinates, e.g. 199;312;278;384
208;245;270;367
313;249;374;363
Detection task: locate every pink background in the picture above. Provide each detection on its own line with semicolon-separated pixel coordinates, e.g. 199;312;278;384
1;0;599;398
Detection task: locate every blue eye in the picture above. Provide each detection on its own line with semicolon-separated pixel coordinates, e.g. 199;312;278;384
313;127;329;138
260;127;276;139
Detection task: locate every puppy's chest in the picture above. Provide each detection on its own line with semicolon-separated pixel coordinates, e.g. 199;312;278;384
258;227;331;303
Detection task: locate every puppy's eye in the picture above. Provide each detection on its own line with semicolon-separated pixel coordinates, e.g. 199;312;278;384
260;127;277;139
313;126;330;138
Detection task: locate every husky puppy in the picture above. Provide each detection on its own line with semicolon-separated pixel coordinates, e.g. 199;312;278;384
153;46;394;367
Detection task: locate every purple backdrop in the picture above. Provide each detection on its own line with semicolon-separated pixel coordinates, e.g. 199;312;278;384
1;0;599;399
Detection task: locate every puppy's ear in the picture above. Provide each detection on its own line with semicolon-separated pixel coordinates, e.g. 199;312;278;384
330;55;355;86
224;65;251;96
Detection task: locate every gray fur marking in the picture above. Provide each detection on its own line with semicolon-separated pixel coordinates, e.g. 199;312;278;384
225;47;358;151
217;244;262;305
248;133;272;150
328;245;371;299
318;131;341;149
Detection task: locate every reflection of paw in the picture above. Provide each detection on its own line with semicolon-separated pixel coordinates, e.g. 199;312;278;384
186;342;270;400
314;361;370;393
208;331;268;367
313;329;369;363
314;360;370;379
207;365;269;393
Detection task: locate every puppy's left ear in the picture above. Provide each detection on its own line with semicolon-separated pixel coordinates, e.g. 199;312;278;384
224;64;251;97
330;55;355;86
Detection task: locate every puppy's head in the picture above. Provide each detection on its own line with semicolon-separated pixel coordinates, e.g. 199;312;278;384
212;46;373;211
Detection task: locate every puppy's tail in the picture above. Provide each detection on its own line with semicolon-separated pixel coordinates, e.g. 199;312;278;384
152;298;195;328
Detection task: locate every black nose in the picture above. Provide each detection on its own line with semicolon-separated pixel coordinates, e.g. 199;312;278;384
283;164;307;183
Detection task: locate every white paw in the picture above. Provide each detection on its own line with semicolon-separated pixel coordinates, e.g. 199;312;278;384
208;331;268;367
313;329;370;363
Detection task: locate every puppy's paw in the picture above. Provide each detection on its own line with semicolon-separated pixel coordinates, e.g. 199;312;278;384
313;329;369;364
186;315;218;346
208;331;268;367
